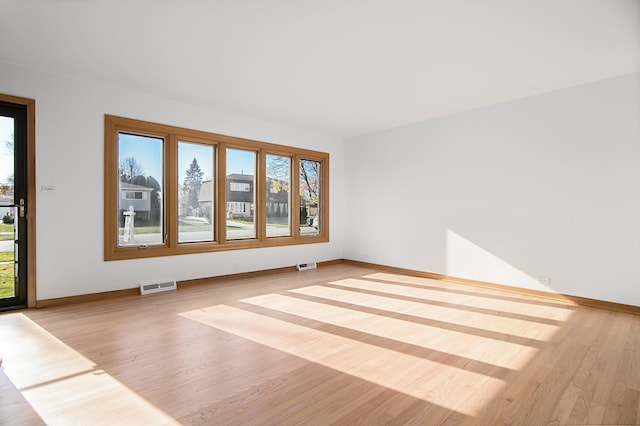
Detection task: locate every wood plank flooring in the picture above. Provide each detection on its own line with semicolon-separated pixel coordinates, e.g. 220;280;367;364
0;264;638;425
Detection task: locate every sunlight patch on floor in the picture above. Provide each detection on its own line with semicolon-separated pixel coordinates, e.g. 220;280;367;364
306;281;562;342
243;291;539;370
180;303;507;416
363;272;578;311
337;276;575;322
0;313;179;426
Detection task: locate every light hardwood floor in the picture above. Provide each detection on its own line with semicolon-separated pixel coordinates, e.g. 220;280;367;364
0;264;638;425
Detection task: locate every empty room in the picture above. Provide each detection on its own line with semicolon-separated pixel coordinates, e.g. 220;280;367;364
0;1;639;424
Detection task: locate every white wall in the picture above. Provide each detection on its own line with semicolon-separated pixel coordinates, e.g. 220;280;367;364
3;60;638;306
0;63;345;300
345;73;640;306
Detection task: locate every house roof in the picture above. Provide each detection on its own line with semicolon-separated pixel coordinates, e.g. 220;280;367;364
227;174;254;182
120;182;154;192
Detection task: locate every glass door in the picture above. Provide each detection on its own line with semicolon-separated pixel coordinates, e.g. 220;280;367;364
0;101;28;310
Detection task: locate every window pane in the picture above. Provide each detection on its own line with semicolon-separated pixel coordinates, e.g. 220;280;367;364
266;154;291;237
0;116;14;205
118;133;164;246
0;117;15;298
178;142;214;243
299;159;321;236
226;148;256;240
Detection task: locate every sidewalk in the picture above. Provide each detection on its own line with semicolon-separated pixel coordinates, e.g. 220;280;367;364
0;239;13;252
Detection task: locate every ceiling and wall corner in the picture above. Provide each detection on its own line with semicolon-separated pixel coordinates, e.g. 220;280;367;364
1;0;638;138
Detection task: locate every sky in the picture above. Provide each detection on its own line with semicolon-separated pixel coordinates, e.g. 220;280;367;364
178;141;214;183
227;148;255;176
119;133;164;181
0;116;13;184
118;134;257;187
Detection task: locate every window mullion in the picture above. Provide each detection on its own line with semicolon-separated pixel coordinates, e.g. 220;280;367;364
256;149;266;241
292;155;301;239
166;134;178;248
217;142;228;245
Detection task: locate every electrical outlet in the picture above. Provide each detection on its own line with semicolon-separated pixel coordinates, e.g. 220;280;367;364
538;276;551;286
232;262;241;269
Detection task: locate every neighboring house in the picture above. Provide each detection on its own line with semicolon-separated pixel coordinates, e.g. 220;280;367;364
0;187;14;204
0;189;14;220
195;179;214;221
226;174;254;218
222;174;290;219
119;181;153;221
266;177;289;219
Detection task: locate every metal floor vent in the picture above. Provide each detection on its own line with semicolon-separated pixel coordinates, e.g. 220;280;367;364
296;262;317;271
140;281;177;295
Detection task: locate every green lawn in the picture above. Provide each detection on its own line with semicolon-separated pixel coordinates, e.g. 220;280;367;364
266;222;289;228
0;263;15;298
119;226;161;235
0;251;13;262
0;222;13;241
0;250;15;298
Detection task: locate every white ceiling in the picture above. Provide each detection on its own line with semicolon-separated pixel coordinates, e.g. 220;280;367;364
1;0;639;138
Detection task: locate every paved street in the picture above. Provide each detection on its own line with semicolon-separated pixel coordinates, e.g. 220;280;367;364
0;239;12;252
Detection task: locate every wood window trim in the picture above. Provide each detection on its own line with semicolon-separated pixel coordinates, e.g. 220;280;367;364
104;115;329;261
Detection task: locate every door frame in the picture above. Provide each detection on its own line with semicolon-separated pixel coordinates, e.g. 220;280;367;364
0;94;36;308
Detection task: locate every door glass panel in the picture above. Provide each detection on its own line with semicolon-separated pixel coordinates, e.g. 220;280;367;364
178;141;214;243
226;148;256;240
0;116;15;298
266;154;291;237
299;159;321;236
117;132;165;246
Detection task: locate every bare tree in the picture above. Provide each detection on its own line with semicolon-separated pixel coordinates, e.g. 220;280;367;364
119;157;144;181
266;155;290;193
300;160;319;205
